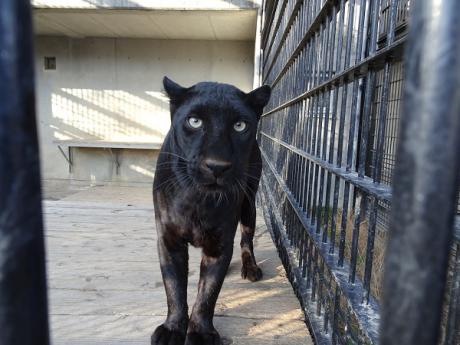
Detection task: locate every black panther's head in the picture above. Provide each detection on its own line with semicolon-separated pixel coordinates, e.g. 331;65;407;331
162;76;271;192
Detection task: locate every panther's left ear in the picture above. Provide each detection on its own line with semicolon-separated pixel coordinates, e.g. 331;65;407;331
245;85;271;118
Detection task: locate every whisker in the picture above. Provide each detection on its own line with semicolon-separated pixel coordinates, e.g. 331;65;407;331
237;178;254;205
159;151;189;162
153;176;176;191
243;172;261;181
154;161;188;167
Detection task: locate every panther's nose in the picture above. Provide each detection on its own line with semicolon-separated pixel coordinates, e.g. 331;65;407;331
203;158;232;178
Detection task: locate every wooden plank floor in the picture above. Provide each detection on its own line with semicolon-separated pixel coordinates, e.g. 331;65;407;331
43;185;313;345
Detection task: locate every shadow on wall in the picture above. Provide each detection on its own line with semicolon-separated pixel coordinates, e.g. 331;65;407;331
37;78;171;181
50;87;169;143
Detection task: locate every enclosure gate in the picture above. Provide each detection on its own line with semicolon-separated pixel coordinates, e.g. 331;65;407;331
257;0;460;344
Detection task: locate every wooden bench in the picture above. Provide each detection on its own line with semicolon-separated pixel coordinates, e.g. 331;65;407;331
54;140;162;174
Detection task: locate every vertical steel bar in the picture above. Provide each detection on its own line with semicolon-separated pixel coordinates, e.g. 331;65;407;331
328;11;342;249
317;260;324;317
302;230;309;278
336;82;350;266
315;19;330;235
292;104;299;199
312;249;318;301
314;92;325;231
357;72;376;177
322;6;337;246
380;0;460;344
372;62;390;183
320;89;331;244
306;96;317;214
445;245;460;345
344;0;356;70
328;3;338;79
338;182;350;267
324;285;330;334
306;225;314;288
299;212;306;269
299;101;308;210
363;196;378;302
332;287;340;345
355;0;369;64
311;92;321;228
336;85;348;169
368;0;381;55
335;0;346;73
386;0;398;45
0;1;50;344
349;193;367;283
346;79;361;172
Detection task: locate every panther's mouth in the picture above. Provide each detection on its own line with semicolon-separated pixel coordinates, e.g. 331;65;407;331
201;179;226;189
190;170;227;188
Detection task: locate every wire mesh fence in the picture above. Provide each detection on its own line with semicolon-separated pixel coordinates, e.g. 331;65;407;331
257;0;460;344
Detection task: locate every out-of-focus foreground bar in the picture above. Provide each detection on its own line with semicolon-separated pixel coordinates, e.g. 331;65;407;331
0;1;50;344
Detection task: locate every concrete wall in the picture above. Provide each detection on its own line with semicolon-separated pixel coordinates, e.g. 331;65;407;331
35;36;255;183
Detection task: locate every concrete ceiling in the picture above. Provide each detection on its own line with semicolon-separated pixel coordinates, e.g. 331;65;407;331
32;0;260;10
33;9;257;40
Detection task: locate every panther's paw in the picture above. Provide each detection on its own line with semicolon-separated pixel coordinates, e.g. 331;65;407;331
151;324;186;345
185;330;221;345
241;264;263;282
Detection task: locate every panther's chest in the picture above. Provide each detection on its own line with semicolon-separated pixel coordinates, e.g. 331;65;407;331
174;194;236;227
167;193;240;246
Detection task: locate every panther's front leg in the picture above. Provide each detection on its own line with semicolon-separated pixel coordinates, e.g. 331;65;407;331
185;238;234;345
151;228;189;345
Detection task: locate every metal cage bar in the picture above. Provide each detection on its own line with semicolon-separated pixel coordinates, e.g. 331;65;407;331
0;1;50;344
380;0;460;344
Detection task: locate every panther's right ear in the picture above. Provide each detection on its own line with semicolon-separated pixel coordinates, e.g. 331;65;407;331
245;85;271;119
163;76;188;115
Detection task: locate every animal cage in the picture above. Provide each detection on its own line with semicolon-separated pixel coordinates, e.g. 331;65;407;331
0;1;459;345
257;0;460;344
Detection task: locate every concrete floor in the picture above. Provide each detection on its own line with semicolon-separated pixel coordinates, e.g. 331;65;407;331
43;183;312;345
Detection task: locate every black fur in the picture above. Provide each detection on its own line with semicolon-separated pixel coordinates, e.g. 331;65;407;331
152;77;270;345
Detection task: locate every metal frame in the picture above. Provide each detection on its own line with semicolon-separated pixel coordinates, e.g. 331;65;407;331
258;0;460;344
57;145;73;172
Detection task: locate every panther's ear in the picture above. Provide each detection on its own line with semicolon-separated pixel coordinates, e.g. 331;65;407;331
163;76;188;115
245;85;271;118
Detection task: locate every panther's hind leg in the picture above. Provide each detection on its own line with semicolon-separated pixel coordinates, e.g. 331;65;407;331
240;194;263;282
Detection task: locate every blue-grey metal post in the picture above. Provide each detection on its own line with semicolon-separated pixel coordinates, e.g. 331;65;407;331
0;1;50;344
380;0;460;344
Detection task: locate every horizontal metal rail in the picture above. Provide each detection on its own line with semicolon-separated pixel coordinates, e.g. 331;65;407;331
260;131;392;201
262;37;406;117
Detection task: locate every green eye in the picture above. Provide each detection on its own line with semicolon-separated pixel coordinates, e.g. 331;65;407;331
187;117;203;129
233;121;247;132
